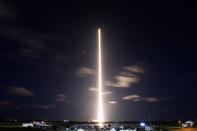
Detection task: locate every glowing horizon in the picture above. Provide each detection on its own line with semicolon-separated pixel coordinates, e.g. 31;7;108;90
97;28;104;126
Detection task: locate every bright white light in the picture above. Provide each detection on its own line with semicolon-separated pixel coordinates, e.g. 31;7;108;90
140;122;145;127
97;28;104;127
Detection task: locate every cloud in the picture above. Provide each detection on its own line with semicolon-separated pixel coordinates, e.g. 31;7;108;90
0;23;68;70
77;67;95;77
33;105;49;110
106;65;144;88
48;104;58;109
122;95;159;103
55;98;66;102
159;95;181;101
1;28;49;58
54;93;69;102
88;87;114;95
142;95;180;103
28;104;58;110
8;87;34;96
122;95;141;101
0;1;18;19
143;97;159;102
88;87;97;92
102;91;114;95
106;75;140;88
57;94;67;98
124;66;145;73
0;100;12;106
160;108;176;112
109;101;117;104
0;100;21;109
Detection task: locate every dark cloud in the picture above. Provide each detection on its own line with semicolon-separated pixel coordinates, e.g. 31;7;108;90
8;87;34;97
56;94;67;98
0;100;12;106
55;98;66;102
0;1;18;20
27;104;58;110
160;108;176;112
31;105;49;110
54;94;69;103
0;100;21;109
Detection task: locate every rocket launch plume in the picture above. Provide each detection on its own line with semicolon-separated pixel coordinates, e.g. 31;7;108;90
97;28;104;126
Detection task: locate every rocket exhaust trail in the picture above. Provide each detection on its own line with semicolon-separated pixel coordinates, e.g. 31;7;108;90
97;28;104;126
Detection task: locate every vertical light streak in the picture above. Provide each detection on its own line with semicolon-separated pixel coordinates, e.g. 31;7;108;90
97;28;104;126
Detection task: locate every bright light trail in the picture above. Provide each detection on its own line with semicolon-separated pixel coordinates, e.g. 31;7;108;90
97;28;104;126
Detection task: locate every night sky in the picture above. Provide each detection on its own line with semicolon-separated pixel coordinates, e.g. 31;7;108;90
0;0;197;121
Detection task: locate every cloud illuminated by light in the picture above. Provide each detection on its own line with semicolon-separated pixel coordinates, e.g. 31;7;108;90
54;93;68;102
106;75;140;88
122;95;159;103
102;91;113;95
106;65;144;88
88;87;113;95
55;98;66;102
124;65;145;73
8;87;34;97
122;95;141;100
77;66;95;77
88;87;97;92
109;101;117;104
143;97;159;102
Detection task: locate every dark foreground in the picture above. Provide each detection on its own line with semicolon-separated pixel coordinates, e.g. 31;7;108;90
0;122;193;131
0;127;40;131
